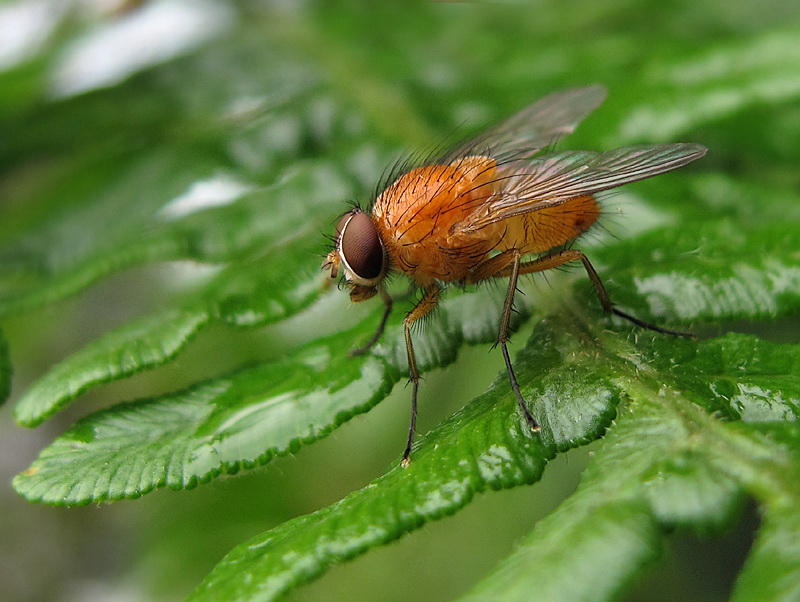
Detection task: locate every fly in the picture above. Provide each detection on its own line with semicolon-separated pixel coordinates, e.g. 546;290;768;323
323;85;707;466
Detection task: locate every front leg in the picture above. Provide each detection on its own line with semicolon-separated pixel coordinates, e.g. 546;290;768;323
401;282;441;467
350;287;393;356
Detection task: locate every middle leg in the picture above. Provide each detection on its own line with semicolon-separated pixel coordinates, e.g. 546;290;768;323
498;250;541;432
466;249;541;433
465;246;695;436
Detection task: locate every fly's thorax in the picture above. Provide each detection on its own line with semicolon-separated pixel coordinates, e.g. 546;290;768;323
371;156;503;282
373;156;499;231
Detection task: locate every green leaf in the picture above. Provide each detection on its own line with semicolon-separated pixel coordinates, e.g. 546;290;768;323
13;308;211;427
189;320;611;602
187;330;800;602
733;503;800;602
462;497;662;602
12;287;530;505
13;236;327;427
12;329;395;503
0;159;357;318
4;2;800;601
460;332;800;602
0;328;10;405
599;219;800;323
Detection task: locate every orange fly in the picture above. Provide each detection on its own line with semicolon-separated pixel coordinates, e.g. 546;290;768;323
323;85;706;466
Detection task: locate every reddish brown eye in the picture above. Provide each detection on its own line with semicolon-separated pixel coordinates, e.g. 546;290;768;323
340;211;385;281
335;213;351;237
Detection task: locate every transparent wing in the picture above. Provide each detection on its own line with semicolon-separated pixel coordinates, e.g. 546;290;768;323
442;85;608;163
460;143;708;232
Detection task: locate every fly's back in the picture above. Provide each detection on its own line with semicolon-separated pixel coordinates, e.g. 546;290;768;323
372;156;504;283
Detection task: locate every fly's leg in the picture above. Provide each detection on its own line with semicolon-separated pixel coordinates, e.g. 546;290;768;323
497;251;541;432
350;287;393;356
466;249;540;431
576;254;695;338
466;247;695;435
494;249;695;339
401;283;441;467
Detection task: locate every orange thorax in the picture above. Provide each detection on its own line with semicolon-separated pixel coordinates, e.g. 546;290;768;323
372;156;503;284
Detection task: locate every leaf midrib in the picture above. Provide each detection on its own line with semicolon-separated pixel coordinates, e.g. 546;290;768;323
602;332;800;507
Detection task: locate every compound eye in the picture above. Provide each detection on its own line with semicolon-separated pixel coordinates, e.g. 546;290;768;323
339;211;385;282
334;213;351;237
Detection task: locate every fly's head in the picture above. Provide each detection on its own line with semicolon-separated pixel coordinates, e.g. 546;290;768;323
323;208;388;303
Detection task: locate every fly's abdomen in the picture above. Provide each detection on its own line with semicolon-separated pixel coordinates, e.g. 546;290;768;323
498;194;601;254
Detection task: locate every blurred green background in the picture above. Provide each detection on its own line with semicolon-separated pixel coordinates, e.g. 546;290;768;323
1;0;797;600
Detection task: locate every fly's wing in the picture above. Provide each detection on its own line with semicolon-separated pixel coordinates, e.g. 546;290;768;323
441;85;608;163
459;143;708;232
